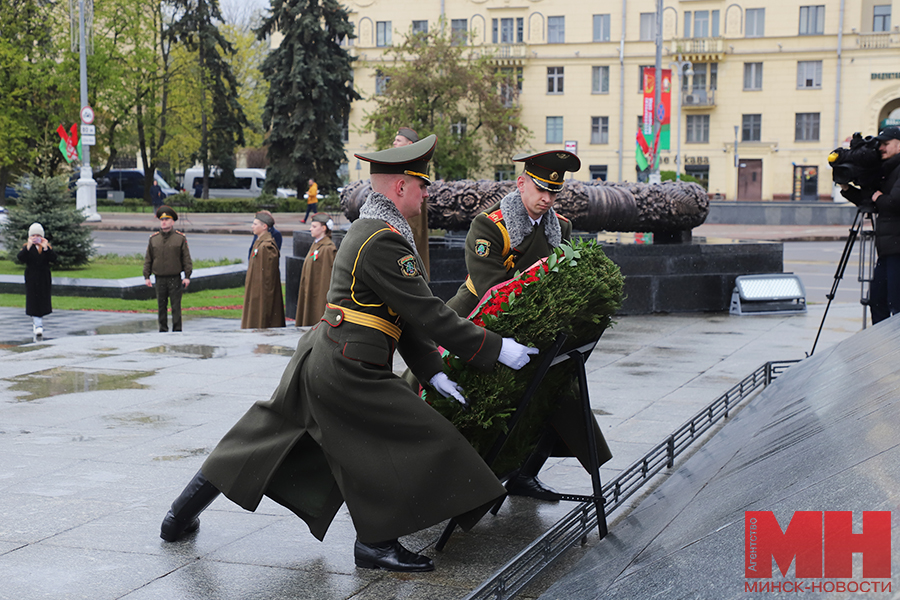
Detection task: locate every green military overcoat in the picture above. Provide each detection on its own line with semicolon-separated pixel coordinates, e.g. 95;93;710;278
203;193;507;544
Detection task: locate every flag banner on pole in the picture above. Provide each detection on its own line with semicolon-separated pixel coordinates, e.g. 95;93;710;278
660;69;671;150
636;131;650;171
57;124;81;163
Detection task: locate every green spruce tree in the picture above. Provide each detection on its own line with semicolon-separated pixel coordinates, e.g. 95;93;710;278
257;0;361;193
168;0;248;198
1;176;94;268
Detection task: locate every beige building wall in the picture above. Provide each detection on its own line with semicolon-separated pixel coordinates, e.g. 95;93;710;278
337;0;900;201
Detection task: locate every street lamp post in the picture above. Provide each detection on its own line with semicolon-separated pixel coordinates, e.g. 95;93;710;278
669;57;693;181
75;0;100;222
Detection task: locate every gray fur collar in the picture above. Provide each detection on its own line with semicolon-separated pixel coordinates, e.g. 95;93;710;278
359;192;418;253
499;190;562;248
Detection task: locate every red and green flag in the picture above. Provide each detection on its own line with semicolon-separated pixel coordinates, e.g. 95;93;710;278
636;131;650;171
57;124;82;163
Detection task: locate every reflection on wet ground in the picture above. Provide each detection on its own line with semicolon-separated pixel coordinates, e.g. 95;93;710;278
104;412;169;427
72;319;162;337
153;447;211;461
144;344;227;359
253;344;295;357
7;367;154;402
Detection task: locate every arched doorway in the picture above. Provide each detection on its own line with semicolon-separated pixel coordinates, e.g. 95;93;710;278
878;101;900;130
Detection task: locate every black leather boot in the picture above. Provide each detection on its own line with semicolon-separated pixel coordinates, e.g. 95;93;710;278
354;539;435;572
505;431;562;502
160;470;221;542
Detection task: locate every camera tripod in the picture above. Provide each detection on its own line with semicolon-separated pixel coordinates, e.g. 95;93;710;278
809;207;876;356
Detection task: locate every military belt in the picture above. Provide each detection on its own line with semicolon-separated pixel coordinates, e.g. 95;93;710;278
326;303;402;341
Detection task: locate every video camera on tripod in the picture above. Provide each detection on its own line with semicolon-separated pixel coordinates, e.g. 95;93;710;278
828;132;882;194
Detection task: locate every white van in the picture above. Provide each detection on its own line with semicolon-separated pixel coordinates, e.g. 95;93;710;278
182;168;296;199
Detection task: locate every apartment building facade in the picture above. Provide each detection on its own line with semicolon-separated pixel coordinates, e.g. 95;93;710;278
339;0;900;201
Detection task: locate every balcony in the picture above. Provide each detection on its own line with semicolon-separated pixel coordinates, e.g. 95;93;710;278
484;43;527;65
670;37;725;61
856;32;897;49
681;89;716;108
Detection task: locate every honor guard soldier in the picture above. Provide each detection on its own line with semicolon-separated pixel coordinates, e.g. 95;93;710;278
143;205;192;332
445;150;613;502
159;135;539;572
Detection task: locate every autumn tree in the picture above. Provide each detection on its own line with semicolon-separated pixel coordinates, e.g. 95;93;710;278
361;22;530;181
257;0;360;193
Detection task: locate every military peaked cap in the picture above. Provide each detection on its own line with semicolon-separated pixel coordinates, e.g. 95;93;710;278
513;150;581;192
156;205;178;221
356;134;437;184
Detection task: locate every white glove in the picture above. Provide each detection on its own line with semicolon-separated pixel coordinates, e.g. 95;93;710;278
429;372;467;407
498;338;539;370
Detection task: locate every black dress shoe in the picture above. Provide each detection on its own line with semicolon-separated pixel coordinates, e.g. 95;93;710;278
160;514;199;542
505;474;562;502
354;539;435;572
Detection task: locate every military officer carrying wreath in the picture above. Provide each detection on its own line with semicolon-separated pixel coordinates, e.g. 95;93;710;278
444;150;613;502
143;205;192;332
159;135;540;572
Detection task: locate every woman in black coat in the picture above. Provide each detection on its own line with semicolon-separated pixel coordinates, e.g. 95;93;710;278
17;222;57;341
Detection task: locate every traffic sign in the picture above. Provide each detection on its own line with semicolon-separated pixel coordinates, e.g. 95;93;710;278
80;124;95;135
81;135;96;146
80;105;94;124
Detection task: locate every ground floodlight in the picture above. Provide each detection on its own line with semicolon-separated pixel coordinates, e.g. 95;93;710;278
730;274;807;316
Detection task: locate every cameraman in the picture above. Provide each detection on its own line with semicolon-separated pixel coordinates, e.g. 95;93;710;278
841;126;900;323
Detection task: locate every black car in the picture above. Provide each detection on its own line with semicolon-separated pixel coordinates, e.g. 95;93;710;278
69;169;177;199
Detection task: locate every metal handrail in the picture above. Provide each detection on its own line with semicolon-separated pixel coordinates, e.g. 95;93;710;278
465;359;799;600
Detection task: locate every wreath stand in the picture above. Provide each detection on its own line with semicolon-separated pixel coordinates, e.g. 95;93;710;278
436;332;608;551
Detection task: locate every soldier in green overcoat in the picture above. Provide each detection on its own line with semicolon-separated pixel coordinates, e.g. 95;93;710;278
159;136;539;572
445;151;613;502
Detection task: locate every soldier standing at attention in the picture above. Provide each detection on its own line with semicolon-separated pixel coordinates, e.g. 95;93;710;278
143;205;192;332
158;135;539;572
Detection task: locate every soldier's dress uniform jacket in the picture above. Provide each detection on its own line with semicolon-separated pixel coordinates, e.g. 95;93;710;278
445;190;612;472
142;229;192;281
447;190;572;318
202;192;507;544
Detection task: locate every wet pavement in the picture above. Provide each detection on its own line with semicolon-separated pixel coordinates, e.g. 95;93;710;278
0;299;868;600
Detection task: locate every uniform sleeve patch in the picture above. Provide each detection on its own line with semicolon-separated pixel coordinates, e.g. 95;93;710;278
474;239;491;257
487;210;504;223
398;254;420;277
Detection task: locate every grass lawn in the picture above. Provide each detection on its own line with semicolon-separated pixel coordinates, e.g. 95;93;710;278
0;253;240;279
0;254;260;319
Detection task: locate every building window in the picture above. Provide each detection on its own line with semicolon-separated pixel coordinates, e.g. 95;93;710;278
692;63;707;91
640;13;656;41
712;10;720;37
548;16;565;43
495;165;516;182
874;5;891;31
547;67;564;94
499;67;522;107
710;63;718;90
375;70;389;95
451;119;467;137
492;17;524;43
744;63;763;90
592;66;609;94
693;11;709;37
451;19;467;45
546;116;563;144
684;11;691;37
593;14;611;41
795;113;820;141
799;6;825;35
746;8;765;37
412;20;428;35
742;114;761;141
376;21;392;46
342;117;349;143
591;117;609;144
686;115;710;143
797;61;822;89
589;165;608;181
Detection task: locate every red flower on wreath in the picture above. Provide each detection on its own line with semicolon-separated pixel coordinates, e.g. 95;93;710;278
470;261;550;327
